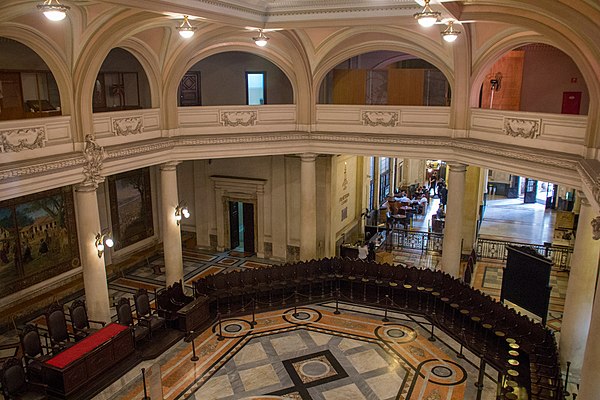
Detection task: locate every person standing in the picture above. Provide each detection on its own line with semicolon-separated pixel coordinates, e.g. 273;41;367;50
439;183;448;209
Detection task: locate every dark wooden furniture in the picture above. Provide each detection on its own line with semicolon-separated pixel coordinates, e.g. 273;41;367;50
1;357;47;399
42;323;134;397
68;300;106;341
177;295;210;333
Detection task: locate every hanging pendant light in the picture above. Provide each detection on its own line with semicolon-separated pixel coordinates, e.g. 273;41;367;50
441;21;461;42
414;0;441;27
177;16;196;39
253;30;270;47
37;0;70;21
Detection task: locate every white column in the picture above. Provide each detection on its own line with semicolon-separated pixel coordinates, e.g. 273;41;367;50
578;267;600;399
160;161;183;286
300;153;317;260
441;163;467;277
74;183;111;323
560;195;600;382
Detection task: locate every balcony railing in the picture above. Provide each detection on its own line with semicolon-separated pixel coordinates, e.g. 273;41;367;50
476;238;572;271
385;228;444;255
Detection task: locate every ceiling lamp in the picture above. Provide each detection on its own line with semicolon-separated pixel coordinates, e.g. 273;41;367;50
253;30;270;47
177;16;196;39
414;0;441;27
441;21;461;42
37;0;70;21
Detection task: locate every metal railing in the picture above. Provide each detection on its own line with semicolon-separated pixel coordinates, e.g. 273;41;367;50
386;228;444;255
476;238;573;271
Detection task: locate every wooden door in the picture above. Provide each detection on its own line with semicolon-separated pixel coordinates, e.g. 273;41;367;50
178;72;201;106
229;201;239;250
242;202;255;254
0;72;24;120
388;69;425;105
561;92;581;115
524;178;537;204
332;69;366;104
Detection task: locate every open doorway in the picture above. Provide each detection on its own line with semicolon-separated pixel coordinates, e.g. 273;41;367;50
228;201;255;255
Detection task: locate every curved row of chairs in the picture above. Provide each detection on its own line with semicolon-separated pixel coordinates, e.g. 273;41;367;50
193;257;562;400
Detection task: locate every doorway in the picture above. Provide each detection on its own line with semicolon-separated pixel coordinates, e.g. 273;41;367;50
228;201;255;255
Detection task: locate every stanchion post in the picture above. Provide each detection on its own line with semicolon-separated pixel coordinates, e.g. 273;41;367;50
334;288;341;314
428;321;436;342
190;330;199;362
141;367;150;400
382;295;389;322
475;356;485;400
217;313;224;341
251;297;257;326
563;361;571;398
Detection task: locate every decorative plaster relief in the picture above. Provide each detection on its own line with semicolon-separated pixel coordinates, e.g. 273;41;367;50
0;127;46;152
112;116;143;136
362;111;398;127
82;134;107;185
592;216;600;240
220;111;257;127
503;117;541;139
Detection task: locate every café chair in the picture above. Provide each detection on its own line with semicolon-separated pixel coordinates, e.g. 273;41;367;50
19;324;51;382
68;300;106;341
116;298;150;345
134;289;166;336
0;357;47;399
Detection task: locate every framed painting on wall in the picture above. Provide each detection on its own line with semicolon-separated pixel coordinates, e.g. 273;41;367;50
108;167;154;250
0;186;79;297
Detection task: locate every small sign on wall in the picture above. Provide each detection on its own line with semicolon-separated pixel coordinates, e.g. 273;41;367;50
341;207;348;221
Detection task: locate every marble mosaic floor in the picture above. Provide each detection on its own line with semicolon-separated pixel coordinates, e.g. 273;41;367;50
101;303;501;400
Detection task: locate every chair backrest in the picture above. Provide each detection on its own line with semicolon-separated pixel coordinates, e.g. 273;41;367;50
69;299;89;331
20;324;42;359
1;358;27;397
116;298;133;325
134;289;151;318
46;303;69;343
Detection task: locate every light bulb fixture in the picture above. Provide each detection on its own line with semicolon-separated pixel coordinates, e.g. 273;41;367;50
175;202;190;225
177;16;196;39
414;0;441;27
95;232;114;258
253;30;270;47
441;20;461;42
37;0;70;21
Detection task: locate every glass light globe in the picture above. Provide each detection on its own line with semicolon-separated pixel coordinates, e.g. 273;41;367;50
443;33;458;42
105;238;114;248
179;29;195;39
417;16;437;27
43;10;66;21
97;243;104;252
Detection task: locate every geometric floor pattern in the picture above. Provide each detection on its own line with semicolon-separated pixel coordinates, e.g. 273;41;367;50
102;303;499;400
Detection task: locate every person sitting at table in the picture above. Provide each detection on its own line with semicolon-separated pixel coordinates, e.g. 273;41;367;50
417;194;428;214
396;192;410;203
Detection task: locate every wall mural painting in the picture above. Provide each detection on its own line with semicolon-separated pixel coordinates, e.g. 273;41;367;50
108;167;154;250
0;187;79;297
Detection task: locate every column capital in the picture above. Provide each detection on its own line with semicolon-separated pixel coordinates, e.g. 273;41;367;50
300;153;318;163
447;162;467;173
160;161;181;171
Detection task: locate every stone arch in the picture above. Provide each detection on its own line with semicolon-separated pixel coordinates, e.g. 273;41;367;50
0;26;72;115
117;38;161;109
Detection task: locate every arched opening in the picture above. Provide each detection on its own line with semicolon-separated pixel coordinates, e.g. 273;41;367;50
92;48;152;113
0;37;62;121
178;51;294;106
318;50;451;106
478;43;589;115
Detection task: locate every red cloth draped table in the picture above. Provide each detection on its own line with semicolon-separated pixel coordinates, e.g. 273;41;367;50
43;323;134;396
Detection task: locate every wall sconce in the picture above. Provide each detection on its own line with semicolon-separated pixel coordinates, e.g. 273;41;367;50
95;232;114;258
175;202;190;225
37;0;70;21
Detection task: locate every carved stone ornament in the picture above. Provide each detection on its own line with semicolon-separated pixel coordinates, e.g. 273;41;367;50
82;134;107;185
112;116;143;136
362;111;398;127
220;111;257;127
0;127;46;152
592;216;600;240
503;117;541;139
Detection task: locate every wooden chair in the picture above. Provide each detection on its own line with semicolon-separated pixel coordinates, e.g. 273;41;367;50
0;357;47;399
116;298;150;345
44;303;72;352
134;289;166;336
19;324;50;382
68;300;106;341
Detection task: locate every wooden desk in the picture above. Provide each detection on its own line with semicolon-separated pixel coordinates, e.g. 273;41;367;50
177;295;210;333
43;323;134;397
